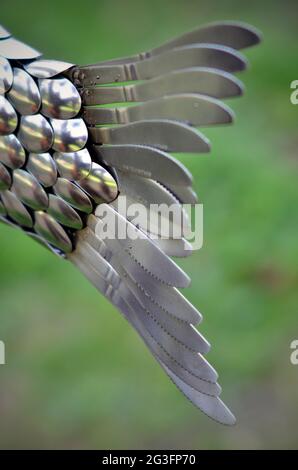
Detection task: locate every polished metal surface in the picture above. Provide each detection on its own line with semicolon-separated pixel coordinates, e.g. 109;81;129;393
7;67;41;115
73;235;216;390
0;197;7;216
120;303;212;387
12;169;48;210
77;44;247;86
34;210;72;253
0;162;12;190
0;37;41;60
53;177;93;213
18;114;53;152
53;148;91;181
39;77;81;119
26;231;62;256
114;171;189;237
97;21;261;66
0;214;20;228
0;189;33;227
151;21;261;53
26;152;57;187
48;194;83;230
0;57;13;93
0;20;261;425
93;206;190;288
89;120;210;153
152;237;193;258
0;96;18;135
0;25;11;39
25;59;74;78
159;360;234;425
95;144;192;187
91;250;199;323
51;118;88;153
82;68;243;105
0;134;26;169
71;247;227;406
84;94;234;126
78;163;118;203
166;183;198;204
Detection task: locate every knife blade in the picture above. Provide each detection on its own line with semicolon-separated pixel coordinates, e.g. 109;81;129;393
71;236;220;388
93;144;193;187
88;120;211;153
86;218;200;324
150;237;193;258
92;205;191;288
83;93;234;126
159;358;235;425
165;184;199;204
75;238;210;355
96;21;261;66
112;171;191;238
82;67;244;105
77;44;247;86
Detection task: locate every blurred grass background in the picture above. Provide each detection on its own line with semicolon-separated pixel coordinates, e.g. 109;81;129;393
1;0;298;449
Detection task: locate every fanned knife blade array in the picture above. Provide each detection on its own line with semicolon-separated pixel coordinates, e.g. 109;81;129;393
0;21;261;424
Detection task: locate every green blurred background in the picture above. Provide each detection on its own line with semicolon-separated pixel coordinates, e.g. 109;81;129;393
1;0;298;449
